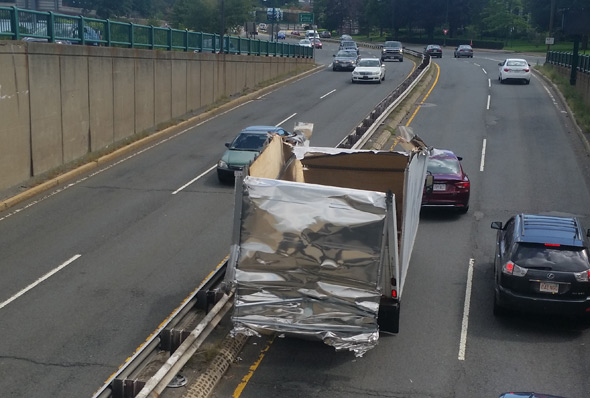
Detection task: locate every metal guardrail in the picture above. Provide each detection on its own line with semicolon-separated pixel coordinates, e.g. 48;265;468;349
91;261;229;398
546;51;590;73
0;6;313;58
338;48;430;149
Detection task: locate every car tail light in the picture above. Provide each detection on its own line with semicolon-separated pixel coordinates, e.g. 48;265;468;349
455;181;470;190
391;289;397;298
524;68;530;72
544;243;560;247
503;68;510;72
502;261;527;276
574;270;590;282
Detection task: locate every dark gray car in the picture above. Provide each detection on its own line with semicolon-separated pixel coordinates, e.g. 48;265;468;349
332;49;359;71
381;41;403;62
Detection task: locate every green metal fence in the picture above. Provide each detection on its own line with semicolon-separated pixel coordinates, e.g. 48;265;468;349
546;51;590;73
0;6;313;58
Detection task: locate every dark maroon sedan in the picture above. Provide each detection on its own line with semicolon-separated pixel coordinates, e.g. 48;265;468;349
422;149;470;213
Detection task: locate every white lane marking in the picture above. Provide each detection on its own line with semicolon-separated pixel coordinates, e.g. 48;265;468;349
173;114;298;194
458;258;474;361
480;138;487;172
474;63;480;67
486;95;491;110
320;89;337;99
277;113;297;127
482;68;487;74
542;83;566;112
172;165;216;194
488;79;491;88
0;254;82;310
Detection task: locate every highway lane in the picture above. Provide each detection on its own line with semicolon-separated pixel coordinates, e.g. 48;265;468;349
0;43;415;397
211;49;590;398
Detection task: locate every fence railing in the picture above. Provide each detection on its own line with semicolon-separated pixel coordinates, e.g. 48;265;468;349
546;51;590;74
0;6;313;58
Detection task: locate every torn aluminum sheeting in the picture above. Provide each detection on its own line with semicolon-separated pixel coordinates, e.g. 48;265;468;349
228;176;393;356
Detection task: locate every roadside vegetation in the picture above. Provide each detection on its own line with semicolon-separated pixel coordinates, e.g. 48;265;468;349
537;65;590;135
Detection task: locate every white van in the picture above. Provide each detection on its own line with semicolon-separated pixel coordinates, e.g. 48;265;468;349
305;30;319;39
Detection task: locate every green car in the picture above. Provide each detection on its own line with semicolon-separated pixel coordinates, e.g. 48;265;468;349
216;126;288;183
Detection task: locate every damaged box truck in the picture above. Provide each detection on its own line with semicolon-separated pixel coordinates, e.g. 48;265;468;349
223;124;430;356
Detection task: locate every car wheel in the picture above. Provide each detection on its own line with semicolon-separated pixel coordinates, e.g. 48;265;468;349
400;58;403;62
525;79;530;85
457;205;469;214
351;79;355;84
493;291;507;317
499;77;504;84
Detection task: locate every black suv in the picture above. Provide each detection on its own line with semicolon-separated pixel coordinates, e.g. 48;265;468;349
381;41;403;62
491;214;590;318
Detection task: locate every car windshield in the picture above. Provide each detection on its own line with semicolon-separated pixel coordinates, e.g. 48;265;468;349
336;51;357;58
385;41;401;48
230;133;268;150
427;157;460;174
512;243;590;272
358;59;381;67
341;41;356;47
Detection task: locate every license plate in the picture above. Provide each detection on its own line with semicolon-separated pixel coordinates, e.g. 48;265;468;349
433;183;446;191
362;76;369;79
540;282;559;294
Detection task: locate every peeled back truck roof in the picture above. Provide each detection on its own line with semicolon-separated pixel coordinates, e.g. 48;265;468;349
224;124;430;356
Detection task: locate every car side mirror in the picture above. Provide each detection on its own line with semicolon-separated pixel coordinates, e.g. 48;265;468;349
491;221;503;230
498;62;502;66
457;156;463;161
225;142;230;148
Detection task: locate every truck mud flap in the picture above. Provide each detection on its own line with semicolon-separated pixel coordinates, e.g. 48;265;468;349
378;297;400;334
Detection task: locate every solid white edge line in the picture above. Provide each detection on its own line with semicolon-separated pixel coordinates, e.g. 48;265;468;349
458;258;474;361
486;95;491;110
480;138;487;172
0;254;82;310
320;89;337;99
172;165;217;194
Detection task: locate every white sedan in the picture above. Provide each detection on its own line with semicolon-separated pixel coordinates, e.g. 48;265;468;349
498;58;531;84
351;58;386;83
299;39;313;48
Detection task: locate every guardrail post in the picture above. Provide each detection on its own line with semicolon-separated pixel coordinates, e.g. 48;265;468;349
149;25;154;50
105;19;111;47
48;12;55;43
128;22;134;48
167;26;172;50
184;29;189;52
10;6;20;40
78;17;86;46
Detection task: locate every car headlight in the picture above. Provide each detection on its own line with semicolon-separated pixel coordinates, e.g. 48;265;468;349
218;160;228;168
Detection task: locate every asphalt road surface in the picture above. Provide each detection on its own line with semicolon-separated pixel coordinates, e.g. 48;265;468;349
210;48;590;398
0;40;415;397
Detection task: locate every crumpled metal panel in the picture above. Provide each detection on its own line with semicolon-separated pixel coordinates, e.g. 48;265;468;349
227;176;391;356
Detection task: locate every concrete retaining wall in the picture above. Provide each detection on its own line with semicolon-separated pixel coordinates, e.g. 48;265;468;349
0;41;313;192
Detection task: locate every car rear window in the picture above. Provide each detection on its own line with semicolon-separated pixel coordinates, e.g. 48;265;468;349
427;157;460;174
512;243;590;272
507;60;527;66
